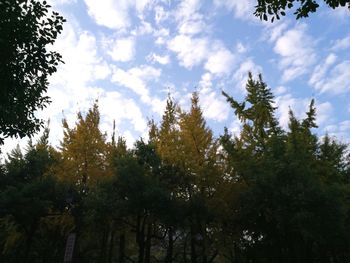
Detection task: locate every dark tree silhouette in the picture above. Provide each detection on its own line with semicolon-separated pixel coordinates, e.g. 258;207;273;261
0;0;65;144
255;0;350;22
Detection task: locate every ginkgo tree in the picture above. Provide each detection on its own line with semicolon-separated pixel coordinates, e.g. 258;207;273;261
58;103;111;191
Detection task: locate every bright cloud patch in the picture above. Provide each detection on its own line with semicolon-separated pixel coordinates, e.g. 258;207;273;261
167;35;209;68
205;47;236;76
84;0;152;29
199;88;230;122
331;35;350;51
99;91;147;133
312;61;350;94
275;94;333;129
107;37;136;62
274;24;316;82
213;0;256;20
309;53;337;88
111;65;161;103
147;53;170;65
233;59;263;92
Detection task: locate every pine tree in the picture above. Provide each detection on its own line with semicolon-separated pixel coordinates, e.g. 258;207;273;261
223;73;280;153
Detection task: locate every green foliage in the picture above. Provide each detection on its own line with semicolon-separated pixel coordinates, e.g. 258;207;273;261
1;76;350;262
255;0;350;22
0;0;65;144
0;131;70;263
221;73;350;262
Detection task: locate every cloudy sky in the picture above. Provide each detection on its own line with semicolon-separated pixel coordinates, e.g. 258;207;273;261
3;0;350;153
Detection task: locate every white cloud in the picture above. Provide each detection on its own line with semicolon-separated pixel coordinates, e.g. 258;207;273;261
205;46;236;76
178;18;206;35
233;59;263;92
168;34;236;75
312;61;350;94
99;91;147;133
174;0;207;36
5;20;113;153
273;24;316;82
154;28;170;45
274;86;288;96
199;72;213;89
228;117;242;136
111;65;162;106
175;0;201;21
263;21;289;43
44;23;111;139
131;20;154;36
167;35;209;68
309;53;337;87
147;53;170;65
324;120;350;142
122;130;137;149
107;37;136;62
275;94;308;129
316;101;333;126
154;5;169;24
84;0;152;29
213;0;256;20
275;94;332;129
199;88;230;122
236;42;247;53
331;35;350;51
327;6;350;20
51;0;76;6
197;72;230;122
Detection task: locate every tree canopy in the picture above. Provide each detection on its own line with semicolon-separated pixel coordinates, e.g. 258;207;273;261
0;0;65;144
1;74;349;262
254;0;350;21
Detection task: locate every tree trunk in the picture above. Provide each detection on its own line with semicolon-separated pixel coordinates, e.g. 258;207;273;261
137;215;146;263
99;227;108;263
144;223;152;263
107;230;114;263
190;224;197;263
118;233;125;263
24;221;37;262
165;227;174;263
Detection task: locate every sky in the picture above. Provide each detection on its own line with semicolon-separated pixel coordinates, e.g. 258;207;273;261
2;0;350;154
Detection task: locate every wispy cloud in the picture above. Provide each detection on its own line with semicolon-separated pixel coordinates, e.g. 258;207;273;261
273;24;316;82
147;53;170;65
84;0;152;29
213;0;256;20
331;35;350;51
311;61;350;94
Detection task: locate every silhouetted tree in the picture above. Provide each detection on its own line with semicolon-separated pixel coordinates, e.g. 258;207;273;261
255;0;350;22
0;0;65;144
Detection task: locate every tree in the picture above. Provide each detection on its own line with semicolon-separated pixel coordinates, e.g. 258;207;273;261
0;129;70;263
0;0;65;144
254;0;350;22
221;73;350;263
178;92;222;263
58;103;110;191
222;73;281;155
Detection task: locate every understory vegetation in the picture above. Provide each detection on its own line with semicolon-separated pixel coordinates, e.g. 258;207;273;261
1;74;349;263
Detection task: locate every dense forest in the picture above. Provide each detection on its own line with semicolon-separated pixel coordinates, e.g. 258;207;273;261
1;73;349;263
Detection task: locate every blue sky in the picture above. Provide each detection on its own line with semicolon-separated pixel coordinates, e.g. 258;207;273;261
3;0;350;153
